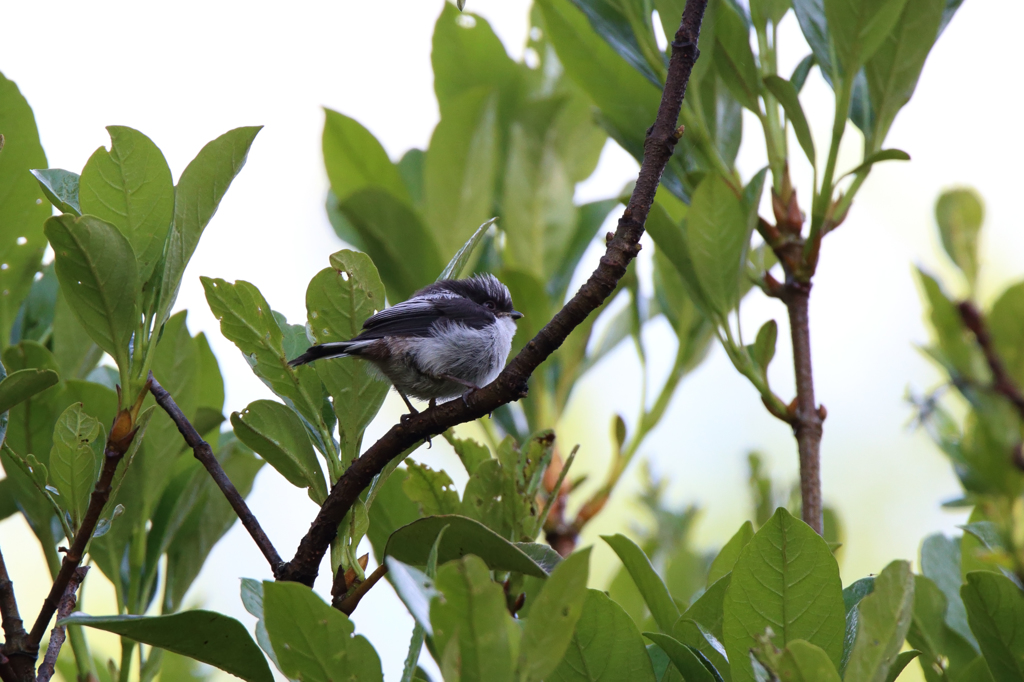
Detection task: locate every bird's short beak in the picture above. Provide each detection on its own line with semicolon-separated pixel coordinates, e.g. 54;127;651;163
510;310;524;320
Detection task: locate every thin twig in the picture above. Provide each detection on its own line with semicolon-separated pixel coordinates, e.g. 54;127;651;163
36;567;88;682
276;0;709;586
0;548;27;682
148;372;284;574
19;406;140;679
959;301;1024;420
335;564;388;615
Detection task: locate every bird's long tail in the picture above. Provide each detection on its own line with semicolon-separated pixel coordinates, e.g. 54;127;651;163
287;342;354;367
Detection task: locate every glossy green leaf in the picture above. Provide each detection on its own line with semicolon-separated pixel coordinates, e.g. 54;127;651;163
520;548;591;681
424;88;500;261
824;0;909;74
840;577;874;674
0;71;51;344
603;533;680;633
961;571;1024;681
921;532;976;646
723;508;845;682
791;54;816;93
263;580;383;682
864;0;944;143
774;640;842;682
567;0;664;86
431;554;518;682
61;611;273;682
385;515;548;577
708;521;753;587
231;399;326;503
31;168;81;215
763;76;815;163
751;320;778;378
672;616;730;682
403;462;460;516
791;0;835;84
305;249;388;464
51;290;102;380
158;126;261;326
643;633;716;682
549;590;658;682
239;578;281;671
687;174;749;317
44;214;138;367
322;108;409;205
907;574;983;682
515;543;563;575
935;188;984;288
335;187;444;302
843;561;914;682
438;217;495;281
79;126;174;282
48;402;103;530
202;277;323;426
839;149;910;180
715;1;760;111
750;0;792;28
550;199;620;299
0;367;59;414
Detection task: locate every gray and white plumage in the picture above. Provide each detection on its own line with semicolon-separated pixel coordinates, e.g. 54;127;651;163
289;274;523;406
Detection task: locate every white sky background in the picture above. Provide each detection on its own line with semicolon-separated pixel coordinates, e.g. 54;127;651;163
1;1;1022;680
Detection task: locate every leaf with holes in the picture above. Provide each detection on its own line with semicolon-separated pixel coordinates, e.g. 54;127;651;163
48;402;103;530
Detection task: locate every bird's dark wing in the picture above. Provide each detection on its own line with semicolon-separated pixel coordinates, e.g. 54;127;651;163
354;297;494;340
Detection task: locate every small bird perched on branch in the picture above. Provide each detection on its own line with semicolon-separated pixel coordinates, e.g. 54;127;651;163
289;274;523;414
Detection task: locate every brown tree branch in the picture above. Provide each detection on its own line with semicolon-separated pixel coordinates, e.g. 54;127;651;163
35;567;87;682
335;564;388;615
276;0;709;586
0;548;27;682
959;301;1024;421
17;408;139;680
148;373;284;575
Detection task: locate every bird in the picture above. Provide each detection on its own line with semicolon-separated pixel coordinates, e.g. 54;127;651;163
288;274;523;415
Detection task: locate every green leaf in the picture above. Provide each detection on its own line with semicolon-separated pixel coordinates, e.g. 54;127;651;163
791;54;816;93
322;108;410;205
763;76;815;164
515;543;563;575
159;126;261;326
385;515;548;577
0;368;59;414
840;577;874;674
643;633;716;682
438;217;495;281
403;462;460;516
239;579;281;671
687;174;749;317
386;557;440;636
791;0;835;84
824;0;909;74
0;71;51;345
566;0;665;87
31;168;81;215
843;561;914;682
750;320;778;378
715;1;761;111
839;149;910;180
79;126;174;283
920;532;976;647
335;187;445;302
934;188;984;288
367;467;420;562
424;88;500;261
60;611;273;682
708;521;753;587
550;199;620;300
961;571;1024;681
775;640;842;682
305;250;388;464
549;590;658;681
202;277;323;426
447;433;492;475
884;650;920;682
602;533;680;633
989;281;1024;388
44;214;139;368
431;554;517;682
231;400;326;503
48;402;103;530
52;290;102;380
864;0;944;143
263;581;383;682
915;268;976;380
723;508;845;682
520;548;591;681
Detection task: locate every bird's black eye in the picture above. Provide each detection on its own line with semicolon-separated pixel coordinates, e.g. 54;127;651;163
484;300;496;310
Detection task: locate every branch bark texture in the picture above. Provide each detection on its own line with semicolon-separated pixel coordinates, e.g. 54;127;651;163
148;373;284;574
959;301;1024;420
277;0;710;586
35;567;87;682
0;548;26;682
